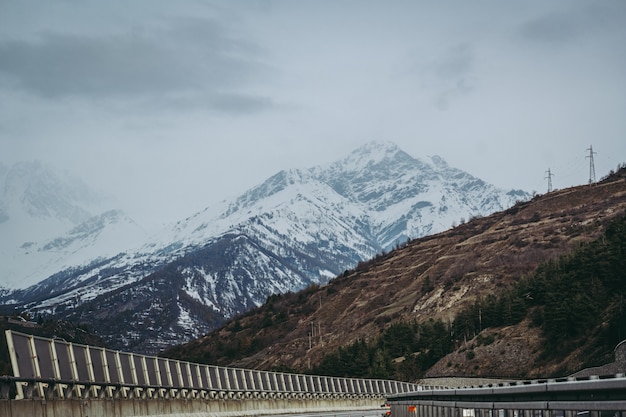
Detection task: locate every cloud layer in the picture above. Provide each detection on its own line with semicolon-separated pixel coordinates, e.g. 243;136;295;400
1;0;625;227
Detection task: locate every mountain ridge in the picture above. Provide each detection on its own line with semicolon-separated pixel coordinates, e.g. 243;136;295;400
1;141;530;353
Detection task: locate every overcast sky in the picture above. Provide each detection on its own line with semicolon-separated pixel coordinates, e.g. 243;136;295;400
1;1;625;228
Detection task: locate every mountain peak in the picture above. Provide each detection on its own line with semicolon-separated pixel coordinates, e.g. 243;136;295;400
325;141;418;177
348;140;402;164
355;140;400;155
1;160;102;225
430;155;449;169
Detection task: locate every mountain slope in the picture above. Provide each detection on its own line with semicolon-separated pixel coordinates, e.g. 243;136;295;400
2;142;529;353
163;167;626;378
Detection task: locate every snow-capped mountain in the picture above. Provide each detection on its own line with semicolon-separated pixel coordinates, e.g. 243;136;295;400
0;161;148;290
1;142;529;354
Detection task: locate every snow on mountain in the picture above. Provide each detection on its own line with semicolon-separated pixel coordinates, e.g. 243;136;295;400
0;161;147;290
1;142;530;353
314;142;527;249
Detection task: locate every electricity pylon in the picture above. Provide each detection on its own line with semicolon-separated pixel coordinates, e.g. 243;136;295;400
545;168;554;193
586;145;597;184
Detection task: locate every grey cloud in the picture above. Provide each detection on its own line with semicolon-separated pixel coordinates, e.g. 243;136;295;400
207;93;275;114
517;3;626;45
434;43;474;80
152;92;275;115
518;12;583;44
435;78;474;111
0;33;191;97
421;43;476;111
0;18;274;113
165;16;265;58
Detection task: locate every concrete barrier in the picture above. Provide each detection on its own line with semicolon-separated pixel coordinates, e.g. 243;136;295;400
387;375;626;417
2;330;416;416
0;396;384;417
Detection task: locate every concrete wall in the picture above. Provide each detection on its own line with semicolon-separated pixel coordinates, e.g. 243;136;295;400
0;397;384;417
2;330;403;416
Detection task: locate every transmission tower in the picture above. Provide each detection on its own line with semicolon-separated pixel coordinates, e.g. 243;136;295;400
545;168;554;193
586;145;597;184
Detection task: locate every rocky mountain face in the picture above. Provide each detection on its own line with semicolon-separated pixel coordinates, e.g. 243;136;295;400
164;168;626;378
1;142;528;354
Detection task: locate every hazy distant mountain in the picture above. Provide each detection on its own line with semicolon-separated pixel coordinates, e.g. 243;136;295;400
1;142;530;353
0;160;147;290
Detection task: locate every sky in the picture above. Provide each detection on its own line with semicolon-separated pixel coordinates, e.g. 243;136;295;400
1;0;625;228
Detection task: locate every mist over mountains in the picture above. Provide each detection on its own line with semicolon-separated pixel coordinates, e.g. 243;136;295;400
0;142;529;353
0;160;147;290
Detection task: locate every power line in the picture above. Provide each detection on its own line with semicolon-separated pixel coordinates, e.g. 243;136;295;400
545;168;554;193
586;145;597;184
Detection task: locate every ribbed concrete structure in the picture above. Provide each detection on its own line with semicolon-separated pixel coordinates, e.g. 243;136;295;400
1;330;419;416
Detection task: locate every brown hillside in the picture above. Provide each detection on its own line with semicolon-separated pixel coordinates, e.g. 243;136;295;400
165;169;626;378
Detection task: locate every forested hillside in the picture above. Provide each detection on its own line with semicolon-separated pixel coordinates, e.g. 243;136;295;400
310;213;626;379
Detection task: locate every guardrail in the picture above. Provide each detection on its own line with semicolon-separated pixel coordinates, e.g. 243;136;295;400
387;376;626;417
3;330;420;401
